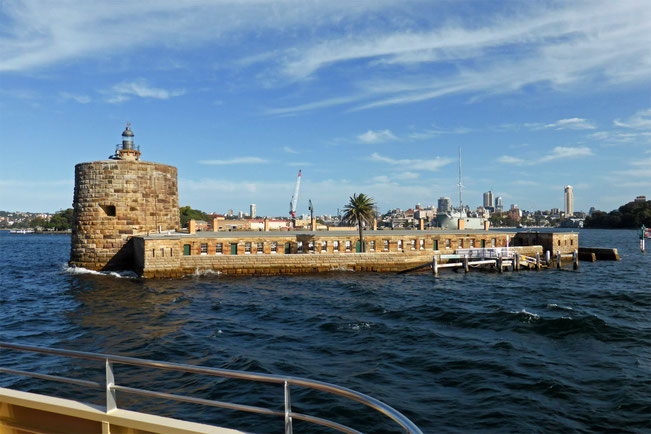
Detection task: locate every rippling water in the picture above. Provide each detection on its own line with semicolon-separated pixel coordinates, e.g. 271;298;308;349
0;229;649;433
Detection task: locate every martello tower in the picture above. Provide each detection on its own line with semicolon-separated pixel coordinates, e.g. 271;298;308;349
70;125;180;271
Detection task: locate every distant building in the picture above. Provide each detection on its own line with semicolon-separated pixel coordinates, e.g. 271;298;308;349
564;185;574;217
495;196;503;213
438;197;451;213
634;195;646;202
483;190;494;209
227;209;234;217
250;204;256;219
589;207;596;216
510;204;518;211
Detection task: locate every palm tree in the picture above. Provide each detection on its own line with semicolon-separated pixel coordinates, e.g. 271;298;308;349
342;193;377;252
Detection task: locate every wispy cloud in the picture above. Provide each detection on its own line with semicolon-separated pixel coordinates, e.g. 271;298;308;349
197;157;269;165
497;156;525;165
106;79;184;103
282;146;298;154
539;146;593;162
538;118;596;130
369;152;452;171
498;146;593;165
357;129;397;144
614;108;651;130
59;92;91;104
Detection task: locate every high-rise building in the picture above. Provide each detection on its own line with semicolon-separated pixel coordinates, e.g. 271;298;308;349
495;196;503;213
250;204;256;219
564;185;574;217
437;197;451;213
483;190;494;208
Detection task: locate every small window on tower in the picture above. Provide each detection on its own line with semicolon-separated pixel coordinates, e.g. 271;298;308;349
100;204;116;217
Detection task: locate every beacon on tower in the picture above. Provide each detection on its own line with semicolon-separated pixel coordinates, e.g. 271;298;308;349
110;123;141;161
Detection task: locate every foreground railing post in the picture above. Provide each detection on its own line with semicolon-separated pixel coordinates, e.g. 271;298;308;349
284;381;293;434
106;359;116;412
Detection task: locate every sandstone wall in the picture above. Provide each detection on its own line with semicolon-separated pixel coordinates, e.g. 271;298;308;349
70;160;179;270
136;232;546;278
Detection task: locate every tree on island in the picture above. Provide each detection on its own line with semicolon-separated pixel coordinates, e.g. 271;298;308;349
584;200;651;229
29;208;74;231
179;206;210;228
342;193;376;252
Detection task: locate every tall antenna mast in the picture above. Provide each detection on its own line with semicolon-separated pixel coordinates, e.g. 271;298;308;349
457;147;463;213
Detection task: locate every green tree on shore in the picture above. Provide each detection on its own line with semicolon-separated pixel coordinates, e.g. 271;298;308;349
342;193;376;252
180;206;209;228
585;200;651;228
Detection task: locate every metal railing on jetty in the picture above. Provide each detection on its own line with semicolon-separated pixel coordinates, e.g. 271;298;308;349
0;342;422;434
431;248;579;275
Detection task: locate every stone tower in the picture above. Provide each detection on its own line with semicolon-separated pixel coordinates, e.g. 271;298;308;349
70;125;180;271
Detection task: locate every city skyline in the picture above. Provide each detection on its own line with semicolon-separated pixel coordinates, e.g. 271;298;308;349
1;1;649;216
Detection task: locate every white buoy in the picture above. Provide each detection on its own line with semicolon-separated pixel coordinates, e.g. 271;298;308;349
641;238;646;253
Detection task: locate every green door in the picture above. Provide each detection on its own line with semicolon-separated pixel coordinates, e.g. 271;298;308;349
230;243;237;255
433;240;438;251
183;244;191;256
355;241;361;252
285;243;291;254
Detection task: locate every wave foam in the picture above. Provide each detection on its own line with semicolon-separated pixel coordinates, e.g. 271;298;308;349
63;264;138;279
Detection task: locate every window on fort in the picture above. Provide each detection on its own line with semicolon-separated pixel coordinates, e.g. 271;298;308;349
558;240;561;246
100;204;116;217
321;241;327;252
397;240;403;250
492;238;496;247
345;241;351;251
160;248;165;257
308;241;315;252
383;240;389;250
433;240;438;250
201;243;207;254
419;239;424;250
216;243;223;254
333;241;340;251
458;239;463;248
297;241;304;253
257;242;264;253
470;239;475;248
245;242;251;254
369;240;375;251
570;239;574;246
411;240;416;250
271;241;277;253
445;239;451;248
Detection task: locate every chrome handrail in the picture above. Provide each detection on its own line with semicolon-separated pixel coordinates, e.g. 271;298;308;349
0;342;421;433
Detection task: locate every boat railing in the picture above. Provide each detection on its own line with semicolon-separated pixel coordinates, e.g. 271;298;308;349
0;341;422;434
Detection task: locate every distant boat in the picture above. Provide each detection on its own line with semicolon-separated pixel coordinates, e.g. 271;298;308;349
435;147;487;230
9;229;34;234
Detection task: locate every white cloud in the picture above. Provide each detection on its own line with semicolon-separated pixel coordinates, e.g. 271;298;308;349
197;157;269;165
614;108;651;130
282;146;298;154
539;146;593;162
357;129;397;144
59;92;91;104
542;118;596;130
497;156;525;165
369;152;451;171
107;79;184;103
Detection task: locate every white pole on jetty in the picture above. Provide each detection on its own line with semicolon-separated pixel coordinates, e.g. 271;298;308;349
497;256;503;273
433;255;439;276
556;250;562;269
641;238;645;253
464;255;469;273
573;249;579;270
545;250;551;265
514;252;519;271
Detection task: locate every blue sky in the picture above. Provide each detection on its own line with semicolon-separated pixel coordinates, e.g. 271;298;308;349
1;0;650;216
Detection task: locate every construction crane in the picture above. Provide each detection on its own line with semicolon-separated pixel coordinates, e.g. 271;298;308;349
289;169;302;228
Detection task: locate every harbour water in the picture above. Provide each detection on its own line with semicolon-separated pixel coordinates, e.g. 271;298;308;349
0;229;649;432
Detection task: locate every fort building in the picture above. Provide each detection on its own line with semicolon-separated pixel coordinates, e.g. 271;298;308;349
70;126;578;277
69;125;179;271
